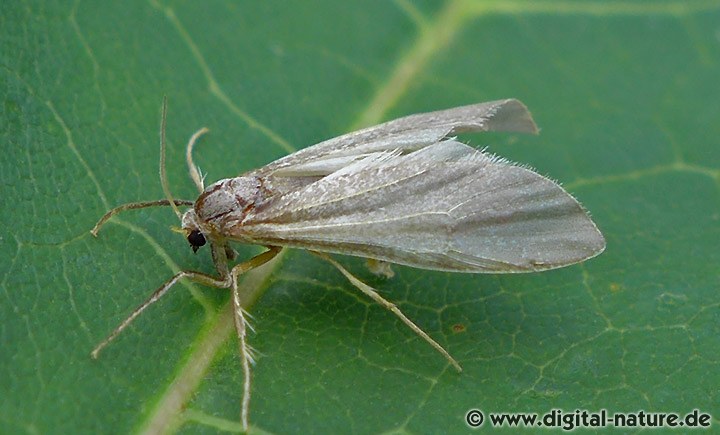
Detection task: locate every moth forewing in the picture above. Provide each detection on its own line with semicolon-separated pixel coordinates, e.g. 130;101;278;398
92;98;604;433
221;140;604;272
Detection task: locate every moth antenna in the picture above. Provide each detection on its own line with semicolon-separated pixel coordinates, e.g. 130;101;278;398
186;127;210;193
159;96;183;221
90;199;194;237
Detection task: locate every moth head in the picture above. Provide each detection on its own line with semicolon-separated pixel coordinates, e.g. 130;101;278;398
181;209;206;253
187;229;206;253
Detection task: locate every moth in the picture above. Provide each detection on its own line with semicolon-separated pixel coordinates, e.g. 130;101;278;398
91;98;605;431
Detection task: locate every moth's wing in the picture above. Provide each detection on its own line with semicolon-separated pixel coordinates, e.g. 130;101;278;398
237;141;605;272
251;99;537;178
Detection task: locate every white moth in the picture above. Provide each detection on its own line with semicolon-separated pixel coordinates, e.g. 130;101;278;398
91;98;605;431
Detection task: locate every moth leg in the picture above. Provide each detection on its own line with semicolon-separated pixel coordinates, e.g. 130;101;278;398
230;276;254;433
228;276;253;433
90;199;194;236
227;246;283;432
311;251;462;372
185;127;210;193
90;269;229;359
366;258;395;279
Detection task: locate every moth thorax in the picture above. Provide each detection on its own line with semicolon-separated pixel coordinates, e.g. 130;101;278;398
195;177;263;224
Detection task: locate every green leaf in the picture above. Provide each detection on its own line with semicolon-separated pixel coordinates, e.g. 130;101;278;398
2;0;719;433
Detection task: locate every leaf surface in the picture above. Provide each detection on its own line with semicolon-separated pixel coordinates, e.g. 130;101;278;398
2;1;719;433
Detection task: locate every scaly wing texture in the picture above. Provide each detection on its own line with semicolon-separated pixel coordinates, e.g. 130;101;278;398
234;141;605;272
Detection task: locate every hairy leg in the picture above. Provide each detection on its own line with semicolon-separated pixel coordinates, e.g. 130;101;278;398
228;246;282;432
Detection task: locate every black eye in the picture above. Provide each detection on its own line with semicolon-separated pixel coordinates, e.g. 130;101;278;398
187;230;206;253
